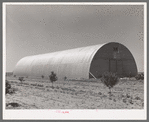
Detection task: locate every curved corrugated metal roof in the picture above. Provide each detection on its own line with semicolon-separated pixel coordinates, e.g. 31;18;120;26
13;43;105;79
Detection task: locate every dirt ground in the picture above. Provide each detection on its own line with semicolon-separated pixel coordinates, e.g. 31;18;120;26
5;76;144;109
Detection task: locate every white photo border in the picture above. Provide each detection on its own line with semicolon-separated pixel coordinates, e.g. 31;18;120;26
3;2;147;120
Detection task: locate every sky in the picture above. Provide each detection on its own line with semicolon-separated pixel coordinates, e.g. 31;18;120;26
5;4;144;72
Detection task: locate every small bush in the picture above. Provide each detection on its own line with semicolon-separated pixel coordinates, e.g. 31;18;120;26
135;96;141;100
41;75;44;79
6;81;11;94
101;72;119;94
64;76;67;81
18;77;24;83
135;73;144;80
49;71;58;88
6;81;16;94
37;84;43;87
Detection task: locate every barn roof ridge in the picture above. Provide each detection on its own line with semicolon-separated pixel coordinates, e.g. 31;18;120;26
24;43;107;58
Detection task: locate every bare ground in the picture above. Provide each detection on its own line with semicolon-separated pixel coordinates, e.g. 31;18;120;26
5;76;144;109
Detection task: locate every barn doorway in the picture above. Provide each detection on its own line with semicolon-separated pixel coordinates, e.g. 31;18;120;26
109;59;123;76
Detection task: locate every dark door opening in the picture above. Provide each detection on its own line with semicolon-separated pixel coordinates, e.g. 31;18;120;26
109;59;123;76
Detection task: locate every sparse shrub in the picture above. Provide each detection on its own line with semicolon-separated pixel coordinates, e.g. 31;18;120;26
135;96;141;100
8;88;16;94
126;94;131;98
14;75;16;77
18;77;24;83
101;72;119;95
135;73;144;80
49;71;58;88
140;73;144;80
6;81;11;94
129;99;133;104
98;92;102;95
6;81;16;94
41;75;44;79
31;83;38;86
113;99;116;102
123;98;127;103
37;84;43;87
64;76;67;81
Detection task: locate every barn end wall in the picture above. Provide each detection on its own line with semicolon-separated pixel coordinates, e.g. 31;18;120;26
89;42;138;78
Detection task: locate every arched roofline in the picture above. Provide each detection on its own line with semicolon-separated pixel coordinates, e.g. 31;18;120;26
13;42;138;79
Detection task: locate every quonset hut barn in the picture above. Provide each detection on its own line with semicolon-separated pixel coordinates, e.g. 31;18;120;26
13;42;138;80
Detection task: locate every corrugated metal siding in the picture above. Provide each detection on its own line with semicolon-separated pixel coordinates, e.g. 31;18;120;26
13;42;138;79
13;44;104;79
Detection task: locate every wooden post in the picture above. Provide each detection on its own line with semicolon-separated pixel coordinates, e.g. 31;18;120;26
116;59;117;72
89;72;97;79
109;59;110;72
122;60;123;76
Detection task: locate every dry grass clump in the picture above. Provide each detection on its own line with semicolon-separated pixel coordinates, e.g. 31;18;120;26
135;73;144;80
6;81;12;94
6;80;18;94
18;77;25;83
